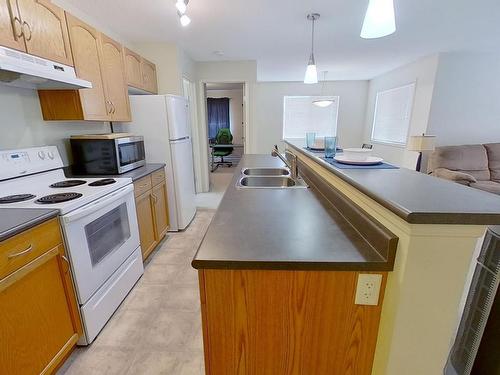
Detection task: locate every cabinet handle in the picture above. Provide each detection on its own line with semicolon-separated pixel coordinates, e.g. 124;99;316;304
12;17;23;39
61;255;70;273
152;194;157;203
8;245;33;258
22;21;32;41
105;100;112;114
111;101;116;114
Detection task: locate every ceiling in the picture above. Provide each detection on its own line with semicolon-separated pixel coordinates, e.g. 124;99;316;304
57;0;500;81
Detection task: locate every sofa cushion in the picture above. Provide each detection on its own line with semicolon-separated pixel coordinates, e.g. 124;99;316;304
469;180;500;195
484;143;500;182
428;145;490;181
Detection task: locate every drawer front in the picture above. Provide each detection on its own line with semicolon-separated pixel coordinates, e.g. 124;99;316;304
0;218;62;280
151;168;166;187
134;175;152;197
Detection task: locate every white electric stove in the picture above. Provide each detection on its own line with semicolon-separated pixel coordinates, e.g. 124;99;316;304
0;146;144;345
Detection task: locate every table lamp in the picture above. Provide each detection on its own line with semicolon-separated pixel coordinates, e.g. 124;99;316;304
407;134;436;172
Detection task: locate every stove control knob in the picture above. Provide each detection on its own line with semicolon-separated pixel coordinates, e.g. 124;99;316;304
37;151;46;160
47;151;54;160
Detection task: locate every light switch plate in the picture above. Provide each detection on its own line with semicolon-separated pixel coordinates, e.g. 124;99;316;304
355;274;383;306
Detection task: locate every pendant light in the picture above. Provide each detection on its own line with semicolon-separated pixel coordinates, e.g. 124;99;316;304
304;13;320;84
313;71;335;107
176;0;191;27
360;0;396;39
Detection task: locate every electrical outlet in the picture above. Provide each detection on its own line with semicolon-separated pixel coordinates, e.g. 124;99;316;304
355;274;382;306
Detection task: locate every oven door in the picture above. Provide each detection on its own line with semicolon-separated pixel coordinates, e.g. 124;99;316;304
116;137;146;173
61;184;140;304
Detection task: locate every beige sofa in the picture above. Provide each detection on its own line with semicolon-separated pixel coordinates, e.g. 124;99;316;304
428;143;500;195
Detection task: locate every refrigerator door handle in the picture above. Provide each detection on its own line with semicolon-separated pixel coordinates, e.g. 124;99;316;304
169;136;190;142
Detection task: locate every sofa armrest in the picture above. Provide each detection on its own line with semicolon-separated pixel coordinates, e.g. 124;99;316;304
431;168;477;183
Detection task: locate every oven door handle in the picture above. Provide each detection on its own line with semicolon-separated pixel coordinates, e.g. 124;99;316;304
63;184;134;224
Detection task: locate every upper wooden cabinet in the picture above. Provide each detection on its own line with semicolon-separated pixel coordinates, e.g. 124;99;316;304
124;47;158;94
0;0;25;51
38;14;131;121
0;0;73;65
100;34;131;121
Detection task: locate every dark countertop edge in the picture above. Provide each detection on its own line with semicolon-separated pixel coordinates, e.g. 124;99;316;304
191;259;393;272
0;210;59;242
285;140;500;225
64;163;166;182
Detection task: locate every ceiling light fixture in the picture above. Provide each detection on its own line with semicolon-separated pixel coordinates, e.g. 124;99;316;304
360;0;396;39
179;14;191;26
176;0;187;14
304;13;320;84
313;71;335;107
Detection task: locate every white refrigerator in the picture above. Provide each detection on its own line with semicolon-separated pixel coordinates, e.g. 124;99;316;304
125;95;196;231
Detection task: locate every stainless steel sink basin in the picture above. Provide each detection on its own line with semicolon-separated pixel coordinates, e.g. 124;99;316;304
237;176;307;189
242;168;290;176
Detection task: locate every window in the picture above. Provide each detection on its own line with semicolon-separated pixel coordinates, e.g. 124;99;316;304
207;97;230;139
371;83;416;146
283;96;339;139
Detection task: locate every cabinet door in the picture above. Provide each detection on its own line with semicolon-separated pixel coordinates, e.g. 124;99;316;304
141;58;158;94
100;34;131;121
124;47;143;89
0;245;81;374
65;14;108;121
152;181;169;240
135;190;157;260
16;0;73;65
0;0;25;51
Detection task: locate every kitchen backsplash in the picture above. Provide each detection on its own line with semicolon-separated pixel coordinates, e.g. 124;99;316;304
0;85;109;165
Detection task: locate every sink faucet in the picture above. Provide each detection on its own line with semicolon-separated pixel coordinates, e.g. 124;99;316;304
272;145;298;179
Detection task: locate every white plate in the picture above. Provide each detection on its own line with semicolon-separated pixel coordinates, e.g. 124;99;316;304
334;155;384;165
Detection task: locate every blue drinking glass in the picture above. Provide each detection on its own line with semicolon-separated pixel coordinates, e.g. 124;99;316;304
306;132;316;149
324;136;337;158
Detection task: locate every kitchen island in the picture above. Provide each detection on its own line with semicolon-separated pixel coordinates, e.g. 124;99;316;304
193;154;399;374
193;144;500;375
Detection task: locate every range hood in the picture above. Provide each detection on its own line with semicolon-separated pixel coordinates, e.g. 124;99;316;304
0;45;92;90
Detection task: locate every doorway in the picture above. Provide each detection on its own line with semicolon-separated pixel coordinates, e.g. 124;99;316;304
195;81;246;209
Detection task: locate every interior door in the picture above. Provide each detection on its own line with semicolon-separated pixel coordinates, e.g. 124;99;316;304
100;34;131;121
169;139;196;229
15;0;72;65
0;0;25;51
65;14;108;121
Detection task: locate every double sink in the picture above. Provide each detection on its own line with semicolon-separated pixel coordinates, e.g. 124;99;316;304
237;168;308;189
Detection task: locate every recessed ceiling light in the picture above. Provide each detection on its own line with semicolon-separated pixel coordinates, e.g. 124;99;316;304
180;14;191;27
360;0;396;39
213;51;224;57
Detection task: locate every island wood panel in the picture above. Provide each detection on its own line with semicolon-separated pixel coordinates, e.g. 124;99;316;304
200;269;387;375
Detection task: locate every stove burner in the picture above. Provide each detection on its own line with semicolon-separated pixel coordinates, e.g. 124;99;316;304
36;192;83;204
50;180;87;188
0;194;36;204
88;178;116;187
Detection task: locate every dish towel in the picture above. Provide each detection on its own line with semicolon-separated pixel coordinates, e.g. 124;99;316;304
321;157;399;170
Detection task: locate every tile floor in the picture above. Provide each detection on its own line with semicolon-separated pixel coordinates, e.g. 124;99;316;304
58;209;215;375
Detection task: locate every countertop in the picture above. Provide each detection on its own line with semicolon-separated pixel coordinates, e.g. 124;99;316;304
64;163;165;182
286;139;500;225
192;155;393;271
0;208;59;242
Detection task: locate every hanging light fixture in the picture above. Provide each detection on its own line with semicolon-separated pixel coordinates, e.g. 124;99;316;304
313;71;335;107
304;13;320;84
176;0;191;27
360;0;396;39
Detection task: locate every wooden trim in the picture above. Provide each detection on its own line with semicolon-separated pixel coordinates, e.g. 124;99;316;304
198;270;212;375
40;333;78;375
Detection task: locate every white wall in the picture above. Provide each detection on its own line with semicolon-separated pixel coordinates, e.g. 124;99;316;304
206;89;244;143
252;80;369;154
427;52;500;146
362;55;439;168
0;86;108;164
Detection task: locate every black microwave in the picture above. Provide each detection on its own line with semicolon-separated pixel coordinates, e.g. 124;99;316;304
70;135;146;174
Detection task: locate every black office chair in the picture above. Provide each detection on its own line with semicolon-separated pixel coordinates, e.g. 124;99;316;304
213;128;234;170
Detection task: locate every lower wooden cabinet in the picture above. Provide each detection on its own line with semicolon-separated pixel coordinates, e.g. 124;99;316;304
134;168;170;260
0;218;82;375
